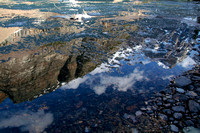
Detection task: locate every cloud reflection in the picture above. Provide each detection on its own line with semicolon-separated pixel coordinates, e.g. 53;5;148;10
0;110;53;133
178;56;196;68
91;68;147;95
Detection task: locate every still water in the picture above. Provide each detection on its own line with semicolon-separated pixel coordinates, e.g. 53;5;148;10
0;0;199;132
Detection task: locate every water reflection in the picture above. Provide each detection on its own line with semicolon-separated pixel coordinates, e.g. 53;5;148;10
0;110;53;133
0;0;199;132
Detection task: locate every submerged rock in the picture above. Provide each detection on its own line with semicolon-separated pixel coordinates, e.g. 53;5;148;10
170;125;179;132
176;88;185;93
172;106;185;113
173;113;183;120
188;100;200;113
174;76;192;87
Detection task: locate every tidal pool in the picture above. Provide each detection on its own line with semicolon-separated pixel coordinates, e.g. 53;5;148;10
0;0;199;132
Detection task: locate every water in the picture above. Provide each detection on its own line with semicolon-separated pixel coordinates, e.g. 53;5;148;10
0;0;199;132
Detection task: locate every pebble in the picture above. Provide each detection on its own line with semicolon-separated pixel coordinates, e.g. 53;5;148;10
174;76;192;87
172;106;185;113
188;100;200;113
176;88;185;93
173;113;183;120
184;120;194;126
135;111;142;117
162;109;172;115
158;113;168;121
170;124;179;132
186;91;198;97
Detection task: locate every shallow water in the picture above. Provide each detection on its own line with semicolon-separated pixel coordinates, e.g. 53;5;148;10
0;0;199;132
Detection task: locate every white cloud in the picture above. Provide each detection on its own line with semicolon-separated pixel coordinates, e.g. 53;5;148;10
0;110;53;133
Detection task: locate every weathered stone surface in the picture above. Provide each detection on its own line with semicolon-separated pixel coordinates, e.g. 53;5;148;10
135;111;142;117
184;120;194;126
162;109;172;115
170;125;179;132
176;88;185;93
173;113;182;120
159;114;168;121
174;76;192;87
188;100;200;113
172;106;185;113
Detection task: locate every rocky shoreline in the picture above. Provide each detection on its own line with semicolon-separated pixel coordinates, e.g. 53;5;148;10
135;64;200;132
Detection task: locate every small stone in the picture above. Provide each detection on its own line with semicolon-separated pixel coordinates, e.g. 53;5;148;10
164;103;171;108
188;100;200;113
157;102;162;106
159;113;168;121
167;99;175;103
172;106;185;113
186;91;198;97
174;76;192;87
147;110;153;114
173;113;182;120
162;109;172;115
176;88;185;93
184;120;194;126
192;76;200;81
188;85;195;90
170;125;179;132
135;111;142;117
166;95;172;99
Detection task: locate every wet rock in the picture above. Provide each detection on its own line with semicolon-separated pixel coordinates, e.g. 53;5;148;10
162;109;172;115
188;85;195;90
191;76;200;81
159;113;168;121
173;113;183;120
157;102;162;106
164;103;171;108
176;88;185;93
174;76;192;87
135;111;142;117
172;106;185;113
179;95;189;102
184;120;194;126
167;99;175;103
186;91;198;97
147;110;153;114
170;125;179;132
188;100;200;113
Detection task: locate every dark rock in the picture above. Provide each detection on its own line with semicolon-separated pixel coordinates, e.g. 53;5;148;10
186;91;198;97
135;111;142;117
147;110;153;114
170;125;179;132
172;106;185;113
188;85;195;90
164;103;171;108
157;102;162;106
176;88;185;93
169;117;174;121
191;76;200;81
184;120;194;126
167;99;175;103
173;113;182;120
162;109;172;115
159;113;168;121
166;95;172;99
179;95;188;102
174;76;192;87
188;100;200;113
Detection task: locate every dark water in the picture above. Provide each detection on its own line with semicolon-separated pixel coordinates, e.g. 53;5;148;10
0;0;199;132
